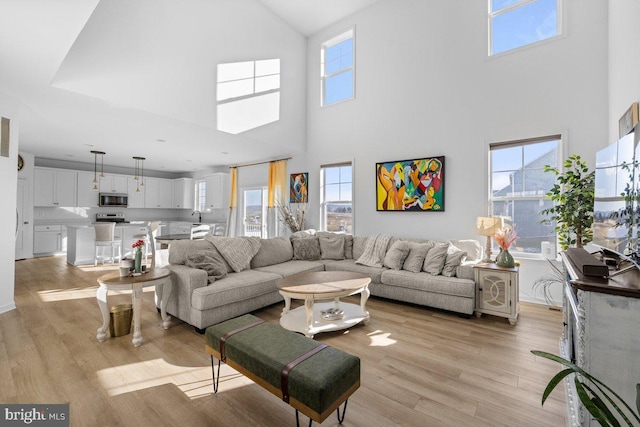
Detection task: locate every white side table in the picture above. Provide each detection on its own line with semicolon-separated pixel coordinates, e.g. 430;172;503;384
96;268;172;346
474;262;519;325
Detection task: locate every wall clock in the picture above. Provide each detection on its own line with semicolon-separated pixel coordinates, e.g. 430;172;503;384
17;154;24;171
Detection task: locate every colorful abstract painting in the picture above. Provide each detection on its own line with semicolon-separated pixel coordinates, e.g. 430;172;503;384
376;156;444;211
290;172;308;203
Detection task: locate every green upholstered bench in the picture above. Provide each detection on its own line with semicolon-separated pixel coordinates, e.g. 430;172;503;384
205;314;360;426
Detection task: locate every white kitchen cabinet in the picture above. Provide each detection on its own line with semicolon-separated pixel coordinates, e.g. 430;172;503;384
145;178;173;208
127;177;145;208
99;174;128;194
77;171;100;207
173;178;194;209
34;167;77;207
204;173;229;210
34;224;66;256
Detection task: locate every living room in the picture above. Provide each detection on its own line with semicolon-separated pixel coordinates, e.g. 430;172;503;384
1;0;640;426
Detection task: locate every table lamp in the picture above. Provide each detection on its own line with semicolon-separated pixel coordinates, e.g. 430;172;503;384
475;216;503;263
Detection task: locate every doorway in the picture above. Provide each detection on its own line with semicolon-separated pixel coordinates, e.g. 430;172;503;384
243;187;267;238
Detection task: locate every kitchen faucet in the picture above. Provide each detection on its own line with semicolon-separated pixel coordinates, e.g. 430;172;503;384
191;210;202;223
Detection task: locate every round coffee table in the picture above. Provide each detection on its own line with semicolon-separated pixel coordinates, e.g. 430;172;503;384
276;271;371;338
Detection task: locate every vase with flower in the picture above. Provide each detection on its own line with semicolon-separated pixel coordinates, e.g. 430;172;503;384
132;239;145;273
493;227;517;268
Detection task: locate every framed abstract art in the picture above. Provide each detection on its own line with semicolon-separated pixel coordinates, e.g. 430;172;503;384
376;156;444;211
290;172;308;203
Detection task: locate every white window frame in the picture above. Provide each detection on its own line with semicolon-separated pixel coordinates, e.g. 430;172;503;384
321;28;355;107
488;0;563;57
320;161;354;233
489;135;563;258
195;180;206;212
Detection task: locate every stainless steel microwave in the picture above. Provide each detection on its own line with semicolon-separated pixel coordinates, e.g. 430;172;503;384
99;193;128;207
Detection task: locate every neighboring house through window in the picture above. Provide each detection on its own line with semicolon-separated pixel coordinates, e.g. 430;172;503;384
320;162;353;233
489;0;561;56
490;135;561;254
321;29;355;106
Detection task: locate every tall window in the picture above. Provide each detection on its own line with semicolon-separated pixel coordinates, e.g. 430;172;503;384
195;180;206;212
243;187;268;238
489;0;561;56
321;163;353;233
321;29;355;106
490;136;561;254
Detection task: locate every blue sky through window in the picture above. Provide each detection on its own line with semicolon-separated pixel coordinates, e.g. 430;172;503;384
491;0;558;55
322;31;354;106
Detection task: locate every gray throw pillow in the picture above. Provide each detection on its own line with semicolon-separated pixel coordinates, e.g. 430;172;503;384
402;242;434;273
383;240;410;270
441;244;468;277
185;250;228;281
318;234;345;260
292;237;321;260
423;242;449;275
208;236;261;272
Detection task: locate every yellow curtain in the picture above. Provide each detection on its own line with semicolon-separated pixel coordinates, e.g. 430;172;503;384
267;160;287;207
229;167;238;209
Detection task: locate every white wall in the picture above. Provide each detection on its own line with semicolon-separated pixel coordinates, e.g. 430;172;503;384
304;0;609;303
0;95;19;313
609;0;640;142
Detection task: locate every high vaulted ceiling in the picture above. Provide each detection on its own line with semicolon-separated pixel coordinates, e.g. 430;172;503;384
0;0;383;173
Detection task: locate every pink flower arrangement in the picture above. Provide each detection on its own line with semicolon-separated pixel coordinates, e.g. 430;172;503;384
494;227;517;251
132;239;145;251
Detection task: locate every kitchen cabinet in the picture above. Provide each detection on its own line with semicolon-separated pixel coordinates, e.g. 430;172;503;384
173;178;194;209
99;174;128;194
204;173;229;210
77;171;100;207
34;225;66;256
34;167;77;207
127;177;145;208
145;178;173;209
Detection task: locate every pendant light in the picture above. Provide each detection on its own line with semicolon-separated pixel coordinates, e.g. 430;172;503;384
90;150;105;190
133;156;146;192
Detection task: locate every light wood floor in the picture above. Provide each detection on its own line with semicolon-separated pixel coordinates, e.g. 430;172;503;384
3;256;566;426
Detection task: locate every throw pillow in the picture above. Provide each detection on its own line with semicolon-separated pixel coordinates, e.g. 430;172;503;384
250;237;294;268
356;234;393;268
290;229;316;239
383;240;410;270
209;236;261;272
167;239;215;266
441;244;468;277
185;251;228;281
402;242;434;273
344;235;354;259
352;236;368;260
449;239;483;261
422;242;449;275
318;234;345;260
292;237;321;260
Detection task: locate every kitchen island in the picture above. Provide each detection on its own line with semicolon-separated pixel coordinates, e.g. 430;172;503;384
66;223;150;266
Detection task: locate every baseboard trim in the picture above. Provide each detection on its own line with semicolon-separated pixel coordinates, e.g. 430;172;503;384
0;301;16;314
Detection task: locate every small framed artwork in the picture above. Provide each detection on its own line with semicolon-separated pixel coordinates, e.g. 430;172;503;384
376;156;444;211
619;102;639;138
290;172;308;203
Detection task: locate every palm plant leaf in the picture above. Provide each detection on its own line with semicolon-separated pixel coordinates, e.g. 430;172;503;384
574;377;614;426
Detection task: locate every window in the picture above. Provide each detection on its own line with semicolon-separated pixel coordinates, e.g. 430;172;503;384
321;163;353;233
321;29;354;106
243;187;268;238
489;0;561;56
490;135;561;254
195;180;206;212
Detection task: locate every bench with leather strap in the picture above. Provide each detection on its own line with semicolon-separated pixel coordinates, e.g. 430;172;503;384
205;314;360;426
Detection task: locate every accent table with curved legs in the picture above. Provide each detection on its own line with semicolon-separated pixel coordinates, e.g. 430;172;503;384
96;268;172;347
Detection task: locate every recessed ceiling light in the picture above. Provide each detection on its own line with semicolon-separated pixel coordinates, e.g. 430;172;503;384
83;144;94;147
221;152;229;155
156;139;166;142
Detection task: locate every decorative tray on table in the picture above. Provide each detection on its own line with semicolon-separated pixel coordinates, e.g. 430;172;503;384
320;308;344;321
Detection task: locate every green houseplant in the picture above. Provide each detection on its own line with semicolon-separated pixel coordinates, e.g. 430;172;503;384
540;154;595;250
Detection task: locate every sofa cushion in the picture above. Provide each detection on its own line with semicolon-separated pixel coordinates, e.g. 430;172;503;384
356;234;393;267
456;261;478;281
441;244;468;277
402;242;434;273
423;242;449;275
449;239;483;261
254;260;325;277
191;270;282;310
381;270;475;298
209;236;261;273
323;259;386;284
352;236;368;260
344;235;354;259
250;237;294;268
383;240;410;270
318;233;345;260
292;237;321;260
168;239;215;265
185;250;228;281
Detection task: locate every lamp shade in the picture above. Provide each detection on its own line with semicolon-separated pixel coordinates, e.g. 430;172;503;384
475;216;503;236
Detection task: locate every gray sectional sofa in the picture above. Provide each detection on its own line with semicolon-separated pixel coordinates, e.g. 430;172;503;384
159;233;483;332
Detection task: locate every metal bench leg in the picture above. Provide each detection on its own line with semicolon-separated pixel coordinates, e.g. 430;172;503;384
210;355;221;393
336;399;348;424
295;409;313;427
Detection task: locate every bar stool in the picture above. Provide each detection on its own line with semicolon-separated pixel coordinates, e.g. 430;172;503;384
93;222;122;266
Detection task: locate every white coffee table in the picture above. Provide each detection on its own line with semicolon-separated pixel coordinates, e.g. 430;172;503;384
276;271;371;338
96;267;172;347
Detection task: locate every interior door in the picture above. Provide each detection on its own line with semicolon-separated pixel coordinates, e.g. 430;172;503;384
15;178;30;260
